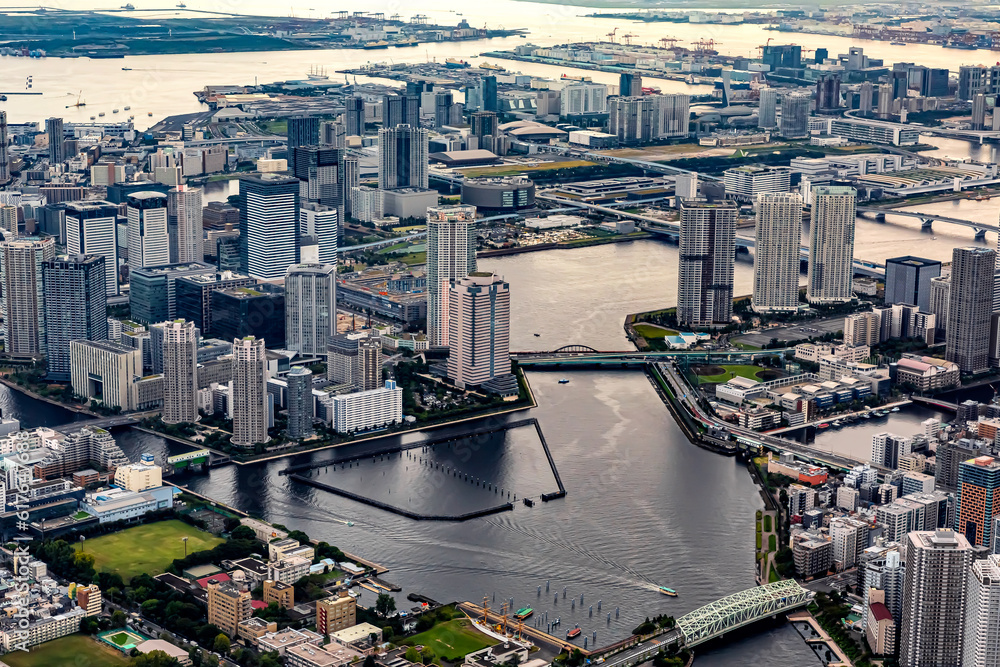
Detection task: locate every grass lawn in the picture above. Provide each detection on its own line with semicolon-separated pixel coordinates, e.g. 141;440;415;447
74;519;224;580
763;515;773;532
456;159;595;178
399;251;426;266
769;535;777;552
402;618;496;661
633;323;679;339
694;364;767;384
2;634;129;667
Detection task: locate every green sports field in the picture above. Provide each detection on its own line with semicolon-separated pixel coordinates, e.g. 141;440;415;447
2;634;129;667
401;618;496;661
74;519;224;580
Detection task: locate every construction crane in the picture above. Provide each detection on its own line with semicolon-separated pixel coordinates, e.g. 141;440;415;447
622;33;637;46
65;90;85;108
606;26;618;43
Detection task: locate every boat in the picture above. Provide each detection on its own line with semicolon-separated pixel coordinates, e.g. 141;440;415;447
362;41;390;49
944;42;977;50
890;41;907;46
561;73;593;82
122;67;132;71
177;1;186;6
566;627;582;639
523;497;534;507
479;62;506;72
558;379;570;384
659;587;678;597
891;407;900;412
123;105;130;110
307;65;329;80
445;57;470;69
98;112;105;116
533;333;540;337
832;420;842;427
112;109;119;114
148;112;153;116
346;521;355;527
862;412;871;419
90;115;95;120
514;607;533;621
818;423;830;429
975;194;992;201
121;3;135;9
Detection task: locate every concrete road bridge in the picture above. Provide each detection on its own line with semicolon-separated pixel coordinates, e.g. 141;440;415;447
856;206;999;239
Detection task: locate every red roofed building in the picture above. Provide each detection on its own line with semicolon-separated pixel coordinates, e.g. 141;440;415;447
865;591;896;656
196;573;231;589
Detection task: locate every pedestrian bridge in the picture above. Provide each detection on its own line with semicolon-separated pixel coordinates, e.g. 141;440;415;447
677;580;815;648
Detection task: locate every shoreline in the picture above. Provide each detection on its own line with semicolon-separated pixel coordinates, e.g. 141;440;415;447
131;371;538;466
0;375;98;417
478;233;651;258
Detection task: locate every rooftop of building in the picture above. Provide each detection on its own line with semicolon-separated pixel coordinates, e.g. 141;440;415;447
869;601;892;623
886;256;941;267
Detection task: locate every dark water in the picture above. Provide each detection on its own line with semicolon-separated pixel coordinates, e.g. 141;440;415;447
104;371;816;664
0;384;89;428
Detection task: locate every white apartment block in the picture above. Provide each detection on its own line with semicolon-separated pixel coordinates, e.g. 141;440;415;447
329;381;403;434
69;339;142;412
426;205;477;347
446;273;511;389
126;192;170;269
169;185;204;264
723;166;791;201
807;186;857;304
752;192;802;313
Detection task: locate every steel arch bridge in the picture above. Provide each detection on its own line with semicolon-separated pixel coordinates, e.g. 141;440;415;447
550;345;600;353
677;580;814;648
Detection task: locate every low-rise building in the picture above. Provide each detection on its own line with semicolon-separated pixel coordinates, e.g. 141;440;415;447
793;536;833;578
268;557;311;585
258;628;324;656
237;617;278;646
287;642;362;667
316;591;357;634
893;355;960;391
263;579;295;609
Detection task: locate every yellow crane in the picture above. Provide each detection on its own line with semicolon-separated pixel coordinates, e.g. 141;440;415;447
65;90;85;109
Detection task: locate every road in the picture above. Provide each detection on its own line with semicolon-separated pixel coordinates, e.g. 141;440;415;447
602;632;681;667
654;361;879;472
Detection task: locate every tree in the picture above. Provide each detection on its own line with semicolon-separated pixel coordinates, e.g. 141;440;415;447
188;647;203;667
111;610;127;628
229;525;256;542
364;656;377;667
376;593;396;617
405;647;421;663
129;651;182;667
213;634;230;655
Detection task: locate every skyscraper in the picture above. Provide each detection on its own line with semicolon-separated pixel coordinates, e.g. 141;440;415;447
482;75;498;113
285;366;314;440
964;554;1000;667
947;247;995;374
807;186;856;304
677;200;737;329
239;174;299;280
433;91;453;129
0;110;9;184
357;336;383;392
382;94;420;128
758;88;778;129
1;237;55;356
471;111;499;140
446;273;511;390
231;336;268;448
885;256;942;312
344;96;365;136
291;145;353;225
42;254;107;381
126;192;170;269
377;125;429;190
168;185;204;264
284;263;337;356
899;530;971;667
162;319;198;425
66;201;119;296
815;74;841;111
619;71;643;97
779;93;810;139
287;116;320;150
46;117;64;164
859;81;874;114
753;193;802;313
956;456;1000;548
426;205;477;347
298;202;338;265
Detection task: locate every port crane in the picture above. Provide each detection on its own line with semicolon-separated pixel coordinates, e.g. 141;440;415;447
606;27;618;44
622;33;637;46
659;37;680;49
692;38;720;54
